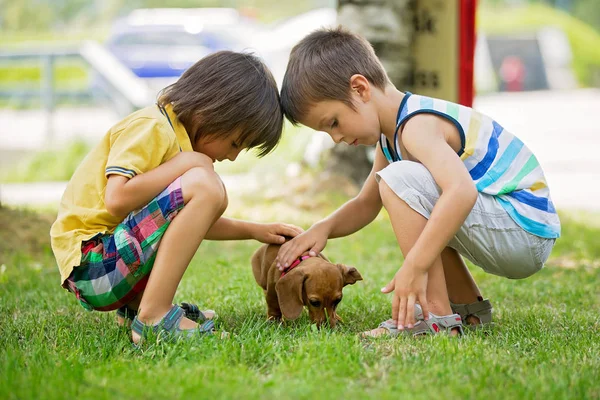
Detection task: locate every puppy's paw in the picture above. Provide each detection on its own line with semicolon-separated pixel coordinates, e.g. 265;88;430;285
267;314;282;323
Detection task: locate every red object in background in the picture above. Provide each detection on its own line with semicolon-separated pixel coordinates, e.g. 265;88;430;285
500;56;525;92
459;0;476;107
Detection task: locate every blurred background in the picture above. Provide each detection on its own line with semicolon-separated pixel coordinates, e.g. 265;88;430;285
0;0;599;217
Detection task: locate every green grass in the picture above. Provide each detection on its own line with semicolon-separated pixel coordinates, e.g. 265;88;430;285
480;3;600;87
0;201;598;400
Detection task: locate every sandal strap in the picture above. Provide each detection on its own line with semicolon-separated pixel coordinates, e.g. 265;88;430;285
197;319;216;334
180;302;212;322
378;319;398;331
131;305;185;337
450;299;493;324
162;306;186;331
425;313;464;335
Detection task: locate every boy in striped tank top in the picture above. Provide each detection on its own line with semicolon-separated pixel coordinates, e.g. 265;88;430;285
275;27;559;337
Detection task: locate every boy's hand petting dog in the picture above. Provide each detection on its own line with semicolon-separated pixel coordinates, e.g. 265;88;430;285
250;223;304;245
275;223;330;271
381;260;430;330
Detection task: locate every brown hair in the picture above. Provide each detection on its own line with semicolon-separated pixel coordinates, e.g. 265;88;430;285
158;51;282;157
281;26;389;125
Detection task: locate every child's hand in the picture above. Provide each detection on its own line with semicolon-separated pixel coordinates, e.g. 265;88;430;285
381;262;430;330
251;223;304;245
275;224;329;271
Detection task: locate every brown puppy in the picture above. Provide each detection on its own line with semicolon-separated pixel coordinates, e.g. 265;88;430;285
251;243;363;327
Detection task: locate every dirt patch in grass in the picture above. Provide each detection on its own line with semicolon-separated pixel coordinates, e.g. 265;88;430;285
0;206;55;262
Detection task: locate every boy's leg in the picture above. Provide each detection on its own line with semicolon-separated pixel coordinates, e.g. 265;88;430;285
116;291;144;326
378;179;454;317
441;246;481;304
134;167;227;342
364;179;461;336
440;247;487;325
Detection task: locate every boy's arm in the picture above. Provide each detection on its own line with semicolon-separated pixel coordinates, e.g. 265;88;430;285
275;143;388;268
383;113;477;328
398;115;477;272
204;218;303;243
105;152;212;218
315;144;389;238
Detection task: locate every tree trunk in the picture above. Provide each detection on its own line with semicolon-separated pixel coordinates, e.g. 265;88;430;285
326;0;415;185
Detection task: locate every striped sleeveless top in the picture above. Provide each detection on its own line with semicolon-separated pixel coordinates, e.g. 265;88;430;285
380;92;560;239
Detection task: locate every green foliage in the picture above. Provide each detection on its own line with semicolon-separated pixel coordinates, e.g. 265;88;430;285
0;61;88;88
573;0;600;32
0;206;598;399
0;140;90;183
479;3;600;87
0;0;335;32
481;0;600;31
0;123;312;183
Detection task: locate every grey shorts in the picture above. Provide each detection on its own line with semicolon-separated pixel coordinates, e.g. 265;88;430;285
376;161;555;279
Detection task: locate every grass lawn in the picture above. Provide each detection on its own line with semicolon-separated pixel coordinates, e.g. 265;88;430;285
0;198;598;399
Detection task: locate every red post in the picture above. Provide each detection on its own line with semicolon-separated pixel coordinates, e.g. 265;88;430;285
458;0;477;106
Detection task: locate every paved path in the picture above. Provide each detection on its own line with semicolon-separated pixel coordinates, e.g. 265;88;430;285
473;89;600;211
1;89;599;210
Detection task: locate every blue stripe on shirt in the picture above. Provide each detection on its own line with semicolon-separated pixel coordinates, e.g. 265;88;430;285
105;166;136;178
420;96;434;109
496;197;560;238
469;121;503;180
476;137;524;191
507;190;556;213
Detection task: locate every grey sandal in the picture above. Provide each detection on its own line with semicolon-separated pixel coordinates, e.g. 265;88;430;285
450;297;493;327
131;305;217;344
370;304;464;337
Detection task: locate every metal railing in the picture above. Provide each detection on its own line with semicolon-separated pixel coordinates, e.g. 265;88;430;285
0;41;153;142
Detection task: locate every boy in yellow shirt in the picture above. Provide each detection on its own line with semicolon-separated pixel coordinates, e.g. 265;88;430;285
51;51;301;344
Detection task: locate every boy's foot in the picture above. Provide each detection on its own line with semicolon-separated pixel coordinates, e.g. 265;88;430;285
116;303;216;327
360;304;463;338
131;305;226;345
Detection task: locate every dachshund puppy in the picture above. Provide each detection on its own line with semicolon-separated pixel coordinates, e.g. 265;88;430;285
251;243;362;327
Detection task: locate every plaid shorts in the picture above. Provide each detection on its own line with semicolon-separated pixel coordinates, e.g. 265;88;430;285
63;178;185;311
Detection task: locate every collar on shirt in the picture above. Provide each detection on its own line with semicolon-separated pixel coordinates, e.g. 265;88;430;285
162;103;194;152
281;255;312;277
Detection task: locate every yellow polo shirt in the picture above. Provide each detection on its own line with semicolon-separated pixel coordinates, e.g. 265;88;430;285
50;104;193;283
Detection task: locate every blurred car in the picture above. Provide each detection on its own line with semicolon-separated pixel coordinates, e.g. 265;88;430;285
106;8;259;91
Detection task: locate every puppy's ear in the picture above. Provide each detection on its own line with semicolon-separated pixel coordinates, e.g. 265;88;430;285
275;268;306;320
337;264;363;286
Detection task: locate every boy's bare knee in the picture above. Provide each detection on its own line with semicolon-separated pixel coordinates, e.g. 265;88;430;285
181;167;226;206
